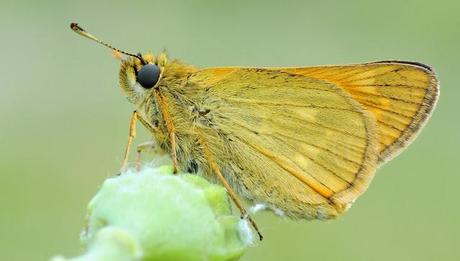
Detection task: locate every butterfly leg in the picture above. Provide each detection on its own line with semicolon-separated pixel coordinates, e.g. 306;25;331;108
120;110;138;173
153;89;178;173
198;135;263;240
212;161;263;240
135;140;157;170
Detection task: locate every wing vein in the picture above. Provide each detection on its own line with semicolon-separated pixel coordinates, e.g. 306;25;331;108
348;89;422;105
347;83;427;90
225;97;364;113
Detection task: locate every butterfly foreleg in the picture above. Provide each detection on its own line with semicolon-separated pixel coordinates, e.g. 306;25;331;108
120;110;139;173
153;89;178;173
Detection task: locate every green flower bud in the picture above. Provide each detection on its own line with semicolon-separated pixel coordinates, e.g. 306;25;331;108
52;164;252;261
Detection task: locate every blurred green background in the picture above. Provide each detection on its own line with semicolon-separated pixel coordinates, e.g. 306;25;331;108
1;0;459;260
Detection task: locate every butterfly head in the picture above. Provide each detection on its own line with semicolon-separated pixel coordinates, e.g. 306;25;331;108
119;52;168;104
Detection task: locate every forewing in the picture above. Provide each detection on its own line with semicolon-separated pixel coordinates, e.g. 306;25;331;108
189;68;379;219
282;61;439;163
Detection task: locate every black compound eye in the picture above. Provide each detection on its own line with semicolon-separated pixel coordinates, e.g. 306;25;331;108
136;63;160;89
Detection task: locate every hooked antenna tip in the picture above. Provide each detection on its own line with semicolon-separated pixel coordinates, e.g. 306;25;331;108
70;22;82;31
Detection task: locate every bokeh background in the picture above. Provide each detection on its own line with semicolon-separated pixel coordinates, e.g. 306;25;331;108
1;0;459;260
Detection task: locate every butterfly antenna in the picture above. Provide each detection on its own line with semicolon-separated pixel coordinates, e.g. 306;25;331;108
70;22;146;65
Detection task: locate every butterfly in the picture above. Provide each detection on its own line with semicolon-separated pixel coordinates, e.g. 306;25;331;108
71;23;439;240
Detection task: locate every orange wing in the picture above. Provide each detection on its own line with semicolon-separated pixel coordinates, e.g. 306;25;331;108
198;61;439;164
281;61;439;164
